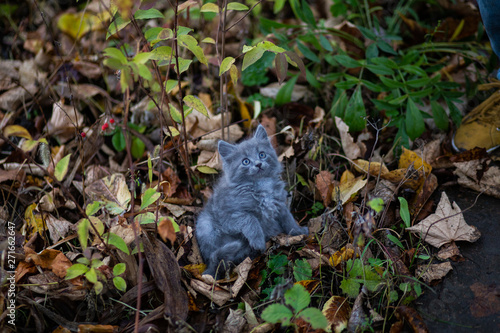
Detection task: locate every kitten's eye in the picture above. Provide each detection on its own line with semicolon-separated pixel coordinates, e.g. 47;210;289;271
242;158;250;166
259;152;266;159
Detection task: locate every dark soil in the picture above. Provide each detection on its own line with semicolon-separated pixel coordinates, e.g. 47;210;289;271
417;186;500;332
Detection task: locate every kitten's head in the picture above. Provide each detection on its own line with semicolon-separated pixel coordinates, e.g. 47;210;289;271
218;125;281;183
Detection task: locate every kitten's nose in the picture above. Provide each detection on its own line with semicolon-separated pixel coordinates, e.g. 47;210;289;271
256;162;262;169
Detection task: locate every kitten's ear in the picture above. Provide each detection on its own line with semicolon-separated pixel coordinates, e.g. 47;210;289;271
254;124;269;141
218;140;236;160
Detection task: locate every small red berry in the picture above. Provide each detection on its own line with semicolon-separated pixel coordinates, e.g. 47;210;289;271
109;118;115;124
81;132;86;138
102;123;109;131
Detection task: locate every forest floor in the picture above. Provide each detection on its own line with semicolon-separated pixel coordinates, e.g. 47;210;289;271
1;0;500;332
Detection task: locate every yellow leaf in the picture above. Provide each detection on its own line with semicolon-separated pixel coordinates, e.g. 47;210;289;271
57;12;104;40
3;125;32;140
398;147;432;174
334;176;367;204
352;159;389;176
197;166;218;174
24;203;46;236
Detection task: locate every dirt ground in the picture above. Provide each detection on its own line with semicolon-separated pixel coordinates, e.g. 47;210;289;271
417;185;500;332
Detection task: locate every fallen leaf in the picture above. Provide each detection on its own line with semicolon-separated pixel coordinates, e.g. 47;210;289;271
406;191;481;248
315;170;334;206
46;100;85;143
322;295;351;333
454;160;500;199
415;262;453;284
352;159;389;177
158;217;177;245
45;214;73;244
335;116;362;160
85;173;131;214
161;167;181;197
470;282;500;318
436;242;463;261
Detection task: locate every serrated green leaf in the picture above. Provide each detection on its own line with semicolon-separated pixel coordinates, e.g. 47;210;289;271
178;34;207;65
141;188;161;210
261;304;293;326
298;308;328;330
113;263;126;276
183;95;209;117
220;56;235;76
405;98;425;140
103;232;130;255
65;263;89;280
54;154;71;181
134;8;164;20
200;3;219;13
226;2;249;11
113;276;127;291
340;278;361;298
293;259;312;282
285;284;310;312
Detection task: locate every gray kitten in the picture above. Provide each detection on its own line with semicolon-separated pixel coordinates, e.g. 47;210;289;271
195;125;309;278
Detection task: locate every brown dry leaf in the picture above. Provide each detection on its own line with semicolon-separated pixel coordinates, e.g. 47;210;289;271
85;173;131;213
158;218;177;245
322;295;351;333
45;214;73;244
406;191;481;248
382;147;433;190
410;173;438;216
46;100;85;143
192;258;252;306
335;116;363;160
315;170;334;206
161;167;181;197
415;262;453;284
454;160;500;199
436;242;463;261
25;249;72;279
470;282;500;318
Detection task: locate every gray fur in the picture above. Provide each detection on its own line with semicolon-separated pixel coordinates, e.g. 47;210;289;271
195;125;308;278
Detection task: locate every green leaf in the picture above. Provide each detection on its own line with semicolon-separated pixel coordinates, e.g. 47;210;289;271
136;63;152;81
104;201;127;215
183;95;210;117
226;2;249;11
406;77;431;88
141;188;161;211
196;166;219;174
333;54;361;68
275;75;299;106
178;34;207;65
431;100;449;131
103;232;130;255
401;65;427;77
379;76;405;89
267;254;288;275
319;34;333;52
242;46;266;72
77;218;90;250
131;136;145;159
376;39;397;55
388;234;404;249
200;3;219;13
285;284;310;312
133;52;152;64
368;198;384;214
340;278;361;298
85;267;98;284
113;276;127;292
94;281;104;294
65;263;89;280
293;259;312;281
112;131;126;152
150;46;173;61
365;64;393;76
301;0;316;27
134;212;156;224
365;43;378;58
113;263;126;276
86;201;102;216
220;56;235;76
54;154;71;181
296;40;320;63
103;47;127;64
168;104;183;123
106;16;131;40
273;0;286;13
261;304;293;326
344;87;366;131
298;308;328;330
446;99;462;127
371;57;398;69
405;98;425;140
398;197;411;228
134;8;164;20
